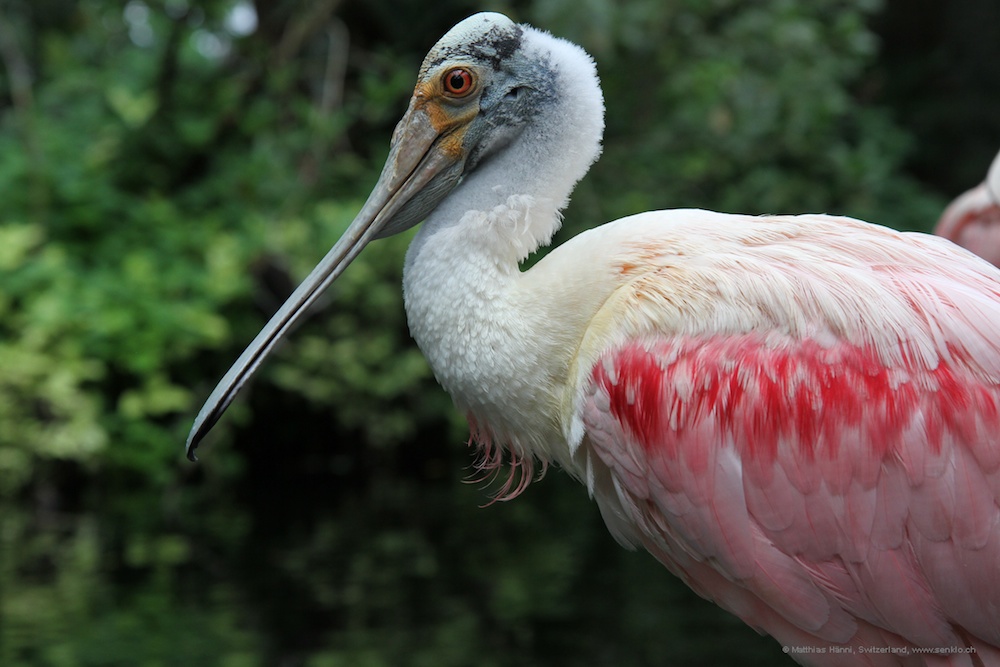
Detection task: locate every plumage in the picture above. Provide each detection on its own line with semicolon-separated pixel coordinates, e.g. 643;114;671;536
187;13;1000;665
934;148;1000;266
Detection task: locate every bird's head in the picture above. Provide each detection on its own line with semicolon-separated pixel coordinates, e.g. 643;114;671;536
372;12;560;238
184;12;593;459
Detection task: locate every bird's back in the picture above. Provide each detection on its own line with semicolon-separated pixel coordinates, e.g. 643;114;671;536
552;209;1000;664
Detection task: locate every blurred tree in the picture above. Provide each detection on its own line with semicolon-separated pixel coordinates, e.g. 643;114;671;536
872;0;1000;195
0;1;995;666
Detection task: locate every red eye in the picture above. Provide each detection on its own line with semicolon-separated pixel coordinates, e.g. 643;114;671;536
443;68;474;96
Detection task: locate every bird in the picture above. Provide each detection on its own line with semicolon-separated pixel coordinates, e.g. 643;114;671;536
187;13;1000;666
933;148;1000;266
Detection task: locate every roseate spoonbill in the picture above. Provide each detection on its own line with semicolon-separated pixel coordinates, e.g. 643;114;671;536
934;148;1000;266
187;13;1000;665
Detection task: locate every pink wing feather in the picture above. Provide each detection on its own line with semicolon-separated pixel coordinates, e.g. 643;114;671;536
583;335;1000;662
573;215;1000;664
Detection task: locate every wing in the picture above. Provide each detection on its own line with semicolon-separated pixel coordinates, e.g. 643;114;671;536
567;211;1000;660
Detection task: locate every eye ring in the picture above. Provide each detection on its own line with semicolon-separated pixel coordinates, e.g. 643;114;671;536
443;68;474;97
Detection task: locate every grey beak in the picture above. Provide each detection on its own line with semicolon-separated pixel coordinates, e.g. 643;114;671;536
185;106;462;460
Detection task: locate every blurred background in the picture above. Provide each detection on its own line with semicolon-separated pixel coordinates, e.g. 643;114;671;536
1;0;998;665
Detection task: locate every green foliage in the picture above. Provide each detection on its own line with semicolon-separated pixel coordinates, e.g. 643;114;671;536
534;0;943;239
0;0;988;666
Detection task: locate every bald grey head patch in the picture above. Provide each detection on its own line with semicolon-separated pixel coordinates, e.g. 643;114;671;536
420;13;524;74
465;22;523;70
